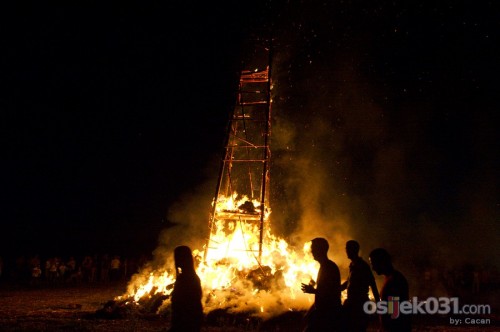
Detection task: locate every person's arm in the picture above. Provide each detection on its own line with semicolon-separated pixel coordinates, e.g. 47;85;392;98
370;278;380;302
366;262;380;302
301;282;316;294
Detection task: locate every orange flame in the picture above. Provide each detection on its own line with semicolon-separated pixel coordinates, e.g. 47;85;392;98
120;193;329;318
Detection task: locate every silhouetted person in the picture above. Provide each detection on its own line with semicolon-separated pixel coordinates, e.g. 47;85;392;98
369;248;411;332
301;238;342;331
81;255;93;283
169;245;203;332
109;255;121;282
341;240;380;332
100;254;110;283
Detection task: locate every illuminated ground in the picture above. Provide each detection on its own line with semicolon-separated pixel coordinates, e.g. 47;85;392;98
0;283;496;331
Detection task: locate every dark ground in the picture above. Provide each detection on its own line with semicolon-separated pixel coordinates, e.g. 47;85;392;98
0;282;166;332
0;282;497;331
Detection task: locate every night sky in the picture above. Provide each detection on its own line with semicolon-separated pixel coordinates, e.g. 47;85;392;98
2;2;498;265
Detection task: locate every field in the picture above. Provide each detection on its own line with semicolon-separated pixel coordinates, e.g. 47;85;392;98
0;283;165;332
0;282;497;331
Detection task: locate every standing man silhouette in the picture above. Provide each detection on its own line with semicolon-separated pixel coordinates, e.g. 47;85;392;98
341;240;380;331
301;237;342;331
369;248;411;332
169;246;203;332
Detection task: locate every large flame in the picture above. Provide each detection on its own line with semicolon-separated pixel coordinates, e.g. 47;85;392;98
120;193;330;319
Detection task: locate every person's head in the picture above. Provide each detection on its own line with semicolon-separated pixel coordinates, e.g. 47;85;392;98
345;240;360;260
174;245;195;276
369;248;392;275
310;238;329;262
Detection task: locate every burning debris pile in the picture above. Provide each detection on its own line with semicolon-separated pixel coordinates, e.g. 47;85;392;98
101;195;321;326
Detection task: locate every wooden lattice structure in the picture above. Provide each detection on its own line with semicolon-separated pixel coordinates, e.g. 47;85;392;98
205;46;272;262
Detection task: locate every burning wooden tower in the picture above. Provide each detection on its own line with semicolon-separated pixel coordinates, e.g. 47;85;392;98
204;46;272;264
124;44;321;317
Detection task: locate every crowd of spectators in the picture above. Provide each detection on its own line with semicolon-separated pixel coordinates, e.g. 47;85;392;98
0;254;497;302
0;253;150;288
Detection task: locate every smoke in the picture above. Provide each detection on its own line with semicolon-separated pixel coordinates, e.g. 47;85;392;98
270;49;385;273
154;180;215;265
267;16;499;300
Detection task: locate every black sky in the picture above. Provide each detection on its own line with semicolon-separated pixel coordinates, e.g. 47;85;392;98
2;2;498;261
2;2;258;256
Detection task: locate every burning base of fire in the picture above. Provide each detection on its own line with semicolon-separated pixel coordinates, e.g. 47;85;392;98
110;195;325;321
98;232;323;330
93;296;307;331
110;257;315;317
116;231;319;318
101;195;344;329
95;288;308;331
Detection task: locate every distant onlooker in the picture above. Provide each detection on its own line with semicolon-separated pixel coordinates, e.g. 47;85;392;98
58;260;67;282
81;256;93;283
67;256;76;273
110;256;121;282
30;264;42;287
47;258;59;284
100;254;110;283
91;255;98;283
67;267;82;285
